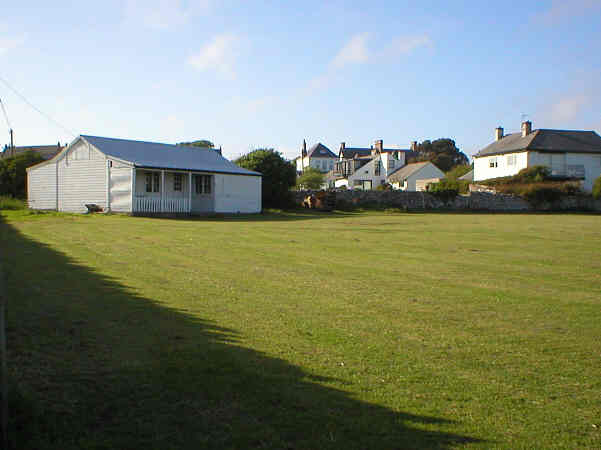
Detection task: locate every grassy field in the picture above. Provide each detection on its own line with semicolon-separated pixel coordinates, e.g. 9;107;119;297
1;210;600;449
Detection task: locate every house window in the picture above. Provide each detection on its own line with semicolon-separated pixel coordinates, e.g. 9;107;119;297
145;172;160;192
153;173;160;192
374;161;381;176
194;175;212;194
507;155;516;166
390;160;395;169
173;173;182;191
489;157;498;168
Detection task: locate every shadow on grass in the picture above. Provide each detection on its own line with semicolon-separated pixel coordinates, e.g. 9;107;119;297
1;216;483;449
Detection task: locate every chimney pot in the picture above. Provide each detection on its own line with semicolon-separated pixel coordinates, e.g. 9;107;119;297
375;139;383;152
340;142;345;150
495;127;504;141
521;121;532;137
410;141;418;151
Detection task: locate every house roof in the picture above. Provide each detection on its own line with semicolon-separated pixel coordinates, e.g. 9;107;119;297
339;147;410;159
1;144;63;160
475;129;601;157
81;135;261;176
387;161;432;182
307;143;336;158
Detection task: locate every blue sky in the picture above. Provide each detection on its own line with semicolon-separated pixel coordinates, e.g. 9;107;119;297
1;0;600;161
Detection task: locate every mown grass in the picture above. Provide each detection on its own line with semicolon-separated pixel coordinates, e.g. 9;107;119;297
1;210;600;449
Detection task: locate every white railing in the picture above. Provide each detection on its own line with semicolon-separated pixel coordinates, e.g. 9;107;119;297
134;196;190;213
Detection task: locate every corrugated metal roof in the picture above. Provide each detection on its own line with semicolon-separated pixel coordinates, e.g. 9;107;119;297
475;130;601;157
81;135;261;176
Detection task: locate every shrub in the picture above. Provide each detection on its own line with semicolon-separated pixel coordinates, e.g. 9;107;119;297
0;196;27;210
376;183;392;191
593;176;601;199
0;151;45;198
427;179;459;203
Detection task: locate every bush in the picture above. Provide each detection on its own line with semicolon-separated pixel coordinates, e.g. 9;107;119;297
0;151;45;198
0;196;27;210
376;183;392;191
427;179;459;203
593;176;601;199
234;149;296;208
445;164;472;180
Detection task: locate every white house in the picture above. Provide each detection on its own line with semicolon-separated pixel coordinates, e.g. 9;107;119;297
473;121;601;191
387;161;445;191
294;140;337;174
333;140;410;189
27;135;262;214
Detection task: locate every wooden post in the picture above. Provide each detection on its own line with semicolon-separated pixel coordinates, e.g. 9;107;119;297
131;167;136;213
106;160;111;212
188;172;192;214
161;170;165;212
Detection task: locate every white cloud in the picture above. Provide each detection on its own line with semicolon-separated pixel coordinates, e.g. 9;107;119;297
549;95;589;122
124;0;209;30
187;33;242;79
388;34;432;56
332;32;370;68
534;0;601;24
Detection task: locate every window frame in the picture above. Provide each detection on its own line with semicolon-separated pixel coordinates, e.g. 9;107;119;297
173;173;182;192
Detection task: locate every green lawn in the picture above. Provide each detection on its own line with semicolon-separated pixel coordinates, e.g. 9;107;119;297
1;210;600;449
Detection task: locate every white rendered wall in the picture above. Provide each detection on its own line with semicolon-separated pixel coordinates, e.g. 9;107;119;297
404;164;445;191
347;156;387;189
473;151;528;181
27;162;57;209
214;174;261;213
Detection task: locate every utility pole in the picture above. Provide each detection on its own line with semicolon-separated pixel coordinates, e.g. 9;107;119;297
9;129;14;157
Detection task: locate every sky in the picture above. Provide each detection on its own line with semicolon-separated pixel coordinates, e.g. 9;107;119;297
1;0;600;161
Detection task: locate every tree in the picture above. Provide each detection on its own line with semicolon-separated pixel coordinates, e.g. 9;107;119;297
445;164;472;180
409;138;469;172
235;148;296;208
296;167;325;190
0;151;45;198
177;140;215;148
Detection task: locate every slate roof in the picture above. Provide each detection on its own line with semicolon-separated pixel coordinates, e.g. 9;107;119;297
306;143;336;158
475;130;601;157
339;147;410;159
81;135;261;176
387;161;432;182
339;148;372;159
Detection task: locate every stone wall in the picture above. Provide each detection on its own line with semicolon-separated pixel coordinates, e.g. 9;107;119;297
293;189;601;212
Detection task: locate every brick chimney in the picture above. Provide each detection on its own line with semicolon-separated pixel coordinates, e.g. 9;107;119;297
521;121;532;137
410;141;418;151
495;127;504;141
340;142;345;151
375;139;383;152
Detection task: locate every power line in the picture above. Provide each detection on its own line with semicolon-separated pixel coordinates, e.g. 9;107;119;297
0;99;11;130
0;74;77;138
